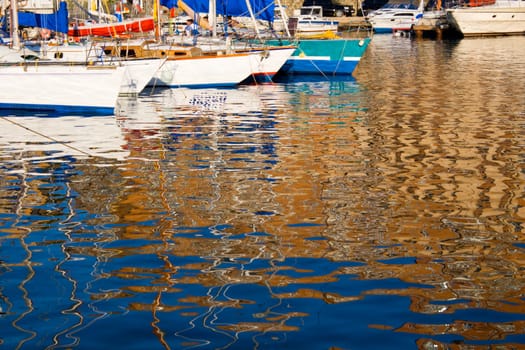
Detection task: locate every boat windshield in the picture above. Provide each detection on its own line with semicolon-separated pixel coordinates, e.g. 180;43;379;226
300;6;323;16
380;2;419;9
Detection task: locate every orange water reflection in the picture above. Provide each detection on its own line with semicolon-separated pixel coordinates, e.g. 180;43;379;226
0;36;524;349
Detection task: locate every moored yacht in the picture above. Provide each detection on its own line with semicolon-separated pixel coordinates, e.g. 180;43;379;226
101;39;256;87
288;5;340;35
446;0;525;36
367;0;425;32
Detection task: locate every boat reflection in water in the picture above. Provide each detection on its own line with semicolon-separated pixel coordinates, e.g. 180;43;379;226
0;113;129;161
0;35;524;350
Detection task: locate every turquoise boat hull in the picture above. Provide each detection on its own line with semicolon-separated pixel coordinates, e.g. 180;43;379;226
266;37;371;75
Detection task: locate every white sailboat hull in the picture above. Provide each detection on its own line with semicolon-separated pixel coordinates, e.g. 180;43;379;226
243;47;296;82
0;64;125;113
118;58;166;95
446;1;525;36
149;53;254;88
24;43;164;95
167;38;295;82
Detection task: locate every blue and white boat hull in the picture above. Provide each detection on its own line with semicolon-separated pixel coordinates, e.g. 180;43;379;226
267;37;371;75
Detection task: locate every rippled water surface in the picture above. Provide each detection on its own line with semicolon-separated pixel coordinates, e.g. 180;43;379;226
1;35;524;349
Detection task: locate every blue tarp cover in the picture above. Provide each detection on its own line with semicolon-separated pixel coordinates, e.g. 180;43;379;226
17;1;69;33
160;0;275;22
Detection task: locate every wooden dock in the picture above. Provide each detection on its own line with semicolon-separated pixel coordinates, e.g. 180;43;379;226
412;17;456;39
336;15;459;39
337;16;372;33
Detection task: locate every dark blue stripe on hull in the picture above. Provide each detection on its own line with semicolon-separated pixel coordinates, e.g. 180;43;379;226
374;28;395;33
0;103;115;115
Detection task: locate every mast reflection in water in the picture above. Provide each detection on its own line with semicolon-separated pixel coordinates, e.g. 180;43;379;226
0;35;524;349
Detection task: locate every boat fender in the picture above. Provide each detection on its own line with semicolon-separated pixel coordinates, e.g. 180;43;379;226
260;50;270;60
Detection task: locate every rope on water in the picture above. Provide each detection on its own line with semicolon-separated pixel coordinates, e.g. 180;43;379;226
296;46;329;79
0;116;93;157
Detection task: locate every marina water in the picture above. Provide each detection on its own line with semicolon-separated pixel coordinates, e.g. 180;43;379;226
1;34;524;349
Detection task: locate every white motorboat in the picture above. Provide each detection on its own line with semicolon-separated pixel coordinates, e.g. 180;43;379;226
288;5;339;35
367;0;425;33
446;0;525;36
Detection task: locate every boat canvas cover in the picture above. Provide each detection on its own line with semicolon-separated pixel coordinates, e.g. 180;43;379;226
17;1;68;33
160;0;275;22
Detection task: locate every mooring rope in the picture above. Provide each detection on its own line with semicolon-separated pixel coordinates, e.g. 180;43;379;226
0;116;93;157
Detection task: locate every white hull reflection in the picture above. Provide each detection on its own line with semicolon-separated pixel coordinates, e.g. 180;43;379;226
118;87;263;116
0;115;129;161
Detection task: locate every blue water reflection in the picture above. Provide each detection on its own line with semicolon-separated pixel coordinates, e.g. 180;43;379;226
1;35;525;349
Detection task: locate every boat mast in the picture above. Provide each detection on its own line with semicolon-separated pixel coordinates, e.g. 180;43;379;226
275;0;290;37
209;0;216;37
418;0;425;12
154;0;161;41
10;0;21;49
244;0;261;38
97;0;101;21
